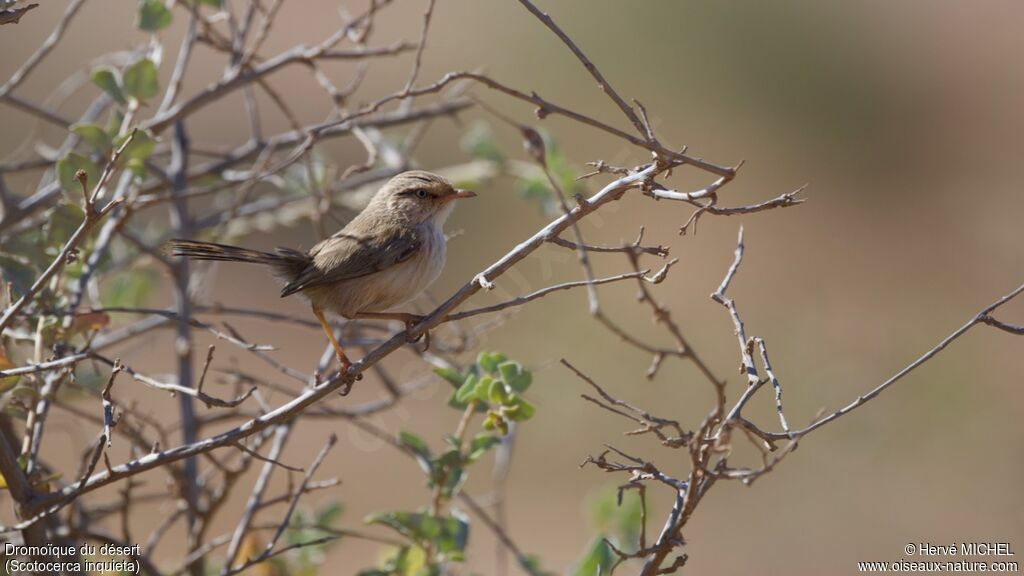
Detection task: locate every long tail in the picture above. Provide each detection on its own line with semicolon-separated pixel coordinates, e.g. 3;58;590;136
167;239;310;282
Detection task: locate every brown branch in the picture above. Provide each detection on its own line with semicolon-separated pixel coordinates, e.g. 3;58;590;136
0;3;38;25
515;0;650;142
777;282;1024;440
445;269;650;322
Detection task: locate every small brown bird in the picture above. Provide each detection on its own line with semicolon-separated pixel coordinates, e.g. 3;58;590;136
168;170;476;371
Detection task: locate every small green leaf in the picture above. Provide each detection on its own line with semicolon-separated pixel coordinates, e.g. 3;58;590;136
101;269;157;308
398;431;432;474
440;511;470;555
504;396;535;422
115;129;156;160
433;367;465;388
483;411;509;435
56;152;100;195
498;361;532;393
122;58;159;101
472;376;494;403
71;123;112;155
476;351;507;374
195;0;223;6
365;511;467;553
487;379;509;405
518;176;550;199
113;130;157;177
589;484;644;545
45;203;86;247
460;121;504;164
521;555;556;576
572;537;613;576
454;374;479;404
91;66;127;105
436;449;463;469
105;109;124;139
466;433;501;462
448;388;490;413
436;449;466;497
316;500;344;528
137;0;172;31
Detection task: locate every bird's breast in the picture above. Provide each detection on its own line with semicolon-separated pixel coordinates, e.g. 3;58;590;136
340;224;446;315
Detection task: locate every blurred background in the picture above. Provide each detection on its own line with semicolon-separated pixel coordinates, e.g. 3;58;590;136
2;1;1022;574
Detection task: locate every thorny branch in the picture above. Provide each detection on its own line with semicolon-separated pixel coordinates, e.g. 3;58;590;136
0;2;1015;576
565;224;1022;573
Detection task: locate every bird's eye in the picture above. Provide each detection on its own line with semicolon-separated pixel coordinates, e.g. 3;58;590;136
414;189;429;199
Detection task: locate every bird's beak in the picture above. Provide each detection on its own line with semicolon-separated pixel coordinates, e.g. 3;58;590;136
451;189;477;200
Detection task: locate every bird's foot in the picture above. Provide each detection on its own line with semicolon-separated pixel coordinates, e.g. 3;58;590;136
337;360;363;396
339;358;363;380
403;316;430;350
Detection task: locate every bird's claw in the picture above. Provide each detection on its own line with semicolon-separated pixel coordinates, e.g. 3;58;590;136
336;363;363;396
403;317;430;350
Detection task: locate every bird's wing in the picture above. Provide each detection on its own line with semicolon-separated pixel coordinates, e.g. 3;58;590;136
280;227;420;297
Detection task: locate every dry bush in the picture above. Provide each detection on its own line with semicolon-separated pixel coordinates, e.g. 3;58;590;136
0;1;1020;575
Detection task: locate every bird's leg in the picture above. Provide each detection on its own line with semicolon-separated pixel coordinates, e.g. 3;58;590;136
312;306;355;375
353;311;429;349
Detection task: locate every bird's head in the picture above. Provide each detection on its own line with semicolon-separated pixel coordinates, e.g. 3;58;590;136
369;170;476;227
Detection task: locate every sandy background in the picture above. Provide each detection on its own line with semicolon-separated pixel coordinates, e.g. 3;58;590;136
2;1;1023;574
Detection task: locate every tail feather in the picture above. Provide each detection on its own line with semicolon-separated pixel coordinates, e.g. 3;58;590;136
167;239;310;286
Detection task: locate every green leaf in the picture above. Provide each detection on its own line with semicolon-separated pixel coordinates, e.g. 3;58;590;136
105;109;124;139
101;269;157;308
466;433;501;462
450;373;493;406
433;367;465;388
454;374;479;404
448;389;490;413
436;448;463;469
504;396;535;422
476;351;507;374
572;537;613;576
487;378;509;405
366;511;468;562
115;129;156;160
498;361;532;393
436;449;465;497
45;203;86;247
122;58;159;101
472;376;494;403
113;130;157;177
439;510;470;556
521;555;556;576
91;66;127;105
56;152;100;195
483;411;508;435
137;0;172;31
398;431;433;474
365;512;469;559
316;500;344;528
195;0;223;6
460;121;504;164
71;123;113;155
517;176;550;200
400;545;429;576
589;485;643;546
